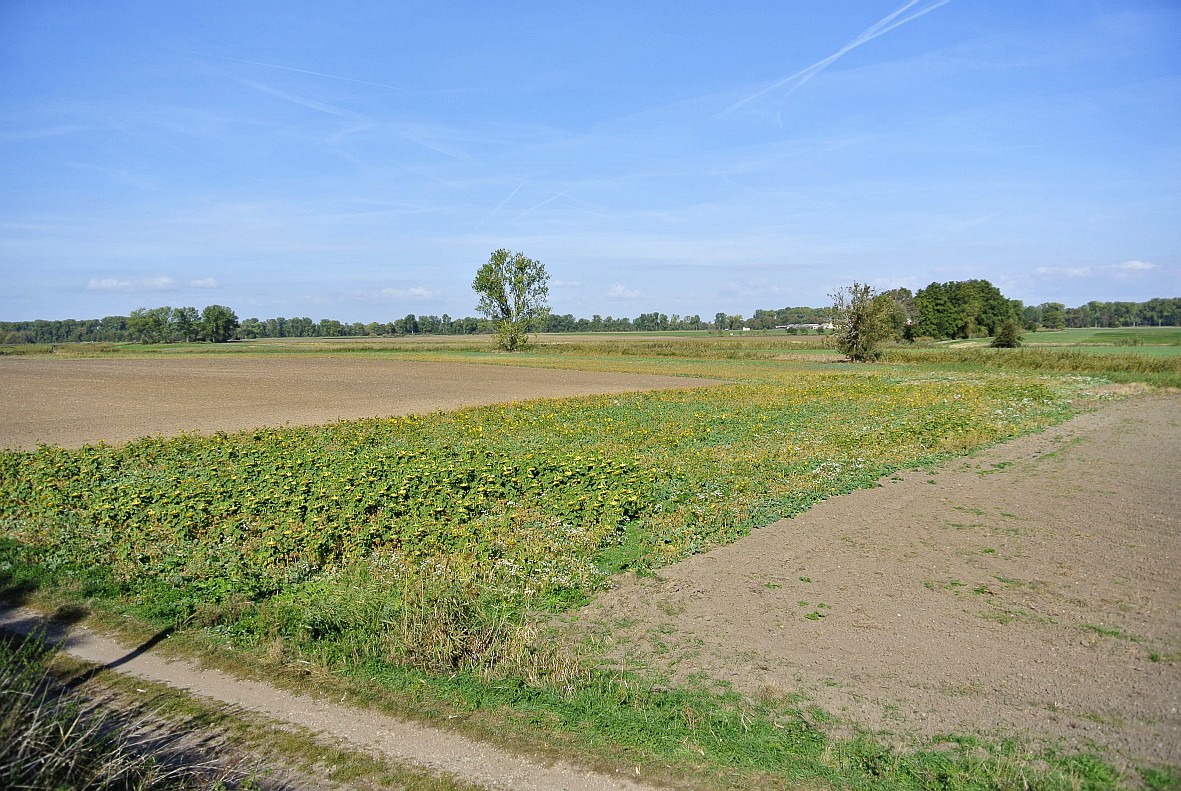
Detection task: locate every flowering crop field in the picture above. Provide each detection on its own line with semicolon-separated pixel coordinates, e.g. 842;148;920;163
0;362;1069;621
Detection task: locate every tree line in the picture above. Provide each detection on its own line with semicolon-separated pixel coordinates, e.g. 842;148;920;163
1;293;1176;346
830;282;1181;363
0;305;711;345
903;286;1178;339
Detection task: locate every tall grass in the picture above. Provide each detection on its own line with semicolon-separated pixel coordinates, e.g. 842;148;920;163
879;346;1181;385
253;564;587;687
0;633;239;789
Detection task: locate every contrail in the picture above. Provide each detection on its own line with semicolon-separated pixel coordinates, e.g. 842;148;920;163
511;185;578;222
478;182;526;228
184;50;403;91
240;80;354;118
235;58;404;91
725;0;951;114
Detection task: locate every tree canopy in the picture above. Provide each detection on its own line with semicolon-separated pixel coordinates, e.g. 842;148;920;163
912;280;1021;340
472;249;551;351
200;304;239;343
2;294;1176;347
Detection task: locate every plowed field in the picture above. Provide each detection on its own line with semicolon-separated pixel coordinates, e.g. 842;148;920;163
0;357;710;450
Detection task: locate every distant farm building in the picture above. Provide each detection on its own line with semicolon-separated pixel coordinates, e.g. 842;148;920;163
775;323;834;331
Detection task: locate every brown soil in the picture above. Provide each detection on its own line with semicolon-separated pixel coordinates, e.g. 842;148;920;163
578;392;1181;769
0;356;709;451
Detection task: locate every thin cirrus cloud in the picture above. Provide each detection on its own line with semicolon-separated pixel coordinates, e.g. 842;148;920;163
379;286;441;300
1115;261;1158;272
605;284;642;301
86;277;219;292
86;276;177;292
1034;261;1159;279
211;54;405;92
238;79;357;120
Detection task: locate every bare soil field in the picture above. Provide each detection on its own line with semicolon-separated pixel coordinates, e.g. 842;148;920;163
0;357;708;451
577;392;1181;770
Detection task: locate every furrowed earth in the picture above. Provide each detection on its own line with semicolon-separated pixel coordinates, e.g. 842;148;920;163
1;355;1177;784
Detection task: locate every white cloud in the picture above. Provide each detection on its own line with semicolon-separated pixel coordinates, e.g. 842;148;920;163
717;280;792;301
190;277;219;288
1115;260;1156;272
605;283;642;300
1035;260;1158;279
86;276;178;292
1034;266;1093;278
380;286;441;300
551;279;582;288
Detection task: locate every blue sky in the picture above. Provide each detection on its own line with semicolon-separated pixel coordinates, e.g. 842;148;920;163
2;1;1178;323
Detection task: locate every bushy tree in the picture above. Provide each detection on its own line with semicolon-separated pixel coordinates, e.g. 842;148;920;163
128;306;171;344
237;317;263;339
880;287;916;339
912;283;958;339
200;304;239;342
1039;302;1066;330
913;279;1020;339
169;306;199;341
472;249;550;351
829;282;896;362
990;320;1023;348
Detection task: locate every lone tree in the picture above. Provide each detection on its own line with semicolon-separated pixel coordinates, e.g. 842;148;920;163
472;249;550;351
990;320;1023;348
829;282;897;362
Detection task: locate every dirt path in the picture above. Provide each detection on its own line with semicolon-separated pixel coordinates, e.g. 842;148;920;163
0;608;659;791
0;357;710;450
577;392;1181;769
